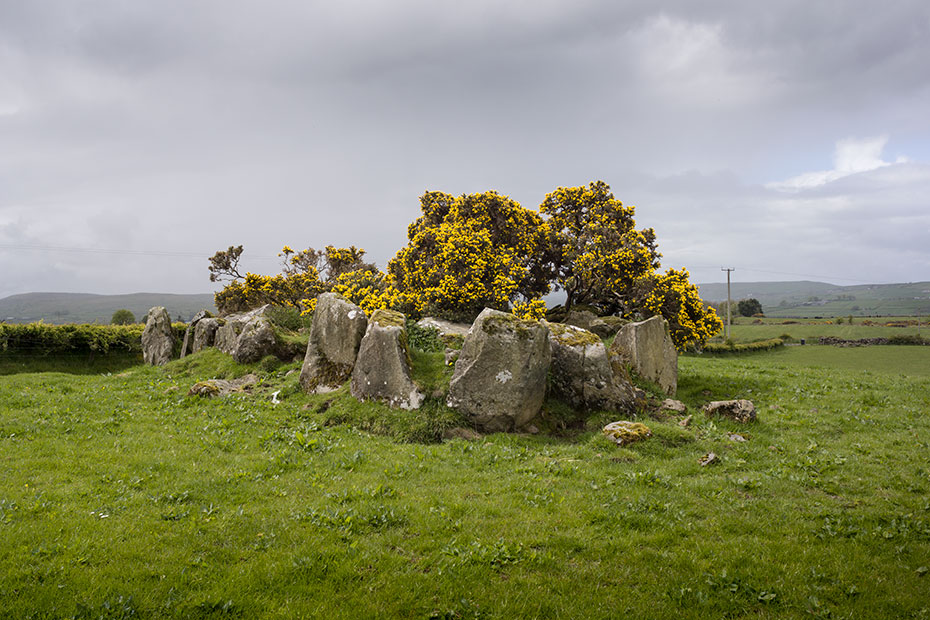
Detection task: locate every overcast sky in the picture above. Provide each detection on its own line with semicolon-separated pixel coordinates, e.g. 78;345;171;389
1;0;929;300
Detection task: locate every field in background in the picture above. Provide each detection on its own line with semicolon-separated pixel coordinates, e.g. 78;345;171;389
1;343;928;618
697;280;930;318
709;315;928;344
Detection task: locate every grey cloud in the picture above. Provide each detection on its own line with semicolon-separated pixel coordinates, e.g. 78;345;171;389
1;1;929;299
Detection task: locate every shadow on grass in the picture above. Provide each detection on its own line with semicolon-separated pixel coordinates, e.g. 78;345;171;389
0;352;142;375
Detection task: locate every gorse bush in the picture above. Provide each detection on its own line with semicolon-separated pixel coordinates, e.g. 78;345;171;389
212;181;722;348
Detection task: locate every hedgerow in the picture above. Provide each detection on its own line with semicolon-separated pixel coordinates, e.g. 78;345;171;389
0;322;185;355
702;338;785;354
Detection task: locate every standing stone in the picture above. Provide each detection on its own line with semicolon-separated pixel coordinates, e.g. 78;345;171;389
192;318;220;353
233;319;277;364
180;309;211;358
609;315;678;395
213;305;282;362
447;308;551;432
299;293;368;393
351;309;423;409
141;306;175;366
546;322;634;413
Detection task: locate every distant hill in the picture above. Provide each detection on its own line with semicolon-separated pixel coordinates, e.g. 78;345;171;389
0;292;217;324
696;280;930;318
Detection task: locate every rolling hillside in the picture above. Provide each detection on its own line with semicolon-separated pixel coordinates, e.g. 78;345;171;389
696;280;930;317
0;292;217;324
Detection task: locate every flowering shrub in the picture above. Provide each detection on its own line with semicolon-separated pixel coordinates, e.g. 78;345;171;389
540;181;720;349
642;268;723;349
213;245;373;315
388;191;550;322
512;298;547;321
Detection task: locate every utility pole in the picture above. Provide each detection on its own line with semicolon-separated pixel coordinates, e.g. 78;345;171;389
721;267;735;340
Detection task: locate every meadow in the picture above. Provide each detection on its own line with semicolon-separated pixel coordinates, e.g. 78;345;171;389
1;339;929;618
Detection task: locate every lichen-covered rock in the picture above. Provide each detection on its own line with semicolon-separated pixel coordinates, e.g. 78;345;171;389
300;293;368;393
546;321;634;412
233;319;277;364
180;309;212;358
609;315;678;395
702;399;757;423
602;421;651;446
351;309;423;409
446;308;551;432
141;306;175;366
192;318;220;353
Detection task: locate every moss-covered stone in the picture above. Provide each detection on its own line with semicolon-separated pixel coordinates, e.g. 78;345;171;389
481;311;539;340
602;420;651;446
546;321;602;347
371;309;406;328
188;381;221;397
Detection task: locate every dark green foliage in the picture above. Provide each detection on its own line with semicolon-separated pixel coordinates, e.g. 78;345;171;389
737;298;763;317
887;334;928;346
0;322;144;354
265;305;311;332
406;321;446;353
110;309;136;325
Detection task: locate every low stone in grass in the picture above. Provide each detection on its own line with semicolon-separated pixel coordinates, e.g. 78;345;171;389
351;309;423;410
142;306;175;366
300;293;368;393
546;321;635;413
703;399;757;423
188;374;258;398
447;308;550;432
602;420;652;446
660;398;687;414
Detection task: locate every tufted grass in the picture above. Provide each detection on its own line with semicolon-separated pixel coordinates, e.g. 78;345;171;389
0;346;929;618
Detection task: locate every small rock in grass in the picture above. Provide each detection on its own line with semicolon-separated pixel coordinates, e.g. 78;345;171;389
442;427;482;442
728;433;747;442
602;421;651;446
187;374;258;398
678;415;692;427
660;399;687;414
699;452;718;466
702;399;757;423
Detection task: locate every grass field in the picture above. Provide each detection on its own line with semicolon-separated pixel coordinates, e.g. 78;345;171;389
1;345;929;618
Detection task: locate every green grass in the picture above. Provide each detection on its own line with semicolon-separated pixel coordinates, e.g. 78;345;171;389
1;346;929;618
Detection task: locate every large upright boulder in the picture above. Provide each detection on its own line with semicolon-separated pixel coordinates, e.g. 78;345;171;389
609;315;677;395
192;318;220;353
447;308;551;432
351;309;423;410
141;306;175;366
547;322;635;412
212;305;281;363
299;293;368;393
